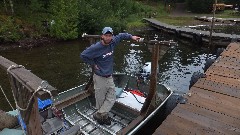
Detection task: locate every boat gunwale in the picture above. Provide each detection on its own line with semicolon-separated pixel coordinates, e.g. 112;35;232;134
126;84;173;135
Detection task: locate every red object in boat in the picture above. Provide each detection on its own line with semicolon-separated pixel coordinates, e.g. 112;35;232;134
128;89;145;97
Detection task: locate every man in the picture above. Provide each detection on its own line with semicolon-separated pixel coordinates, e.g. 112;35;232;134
80;27;140;125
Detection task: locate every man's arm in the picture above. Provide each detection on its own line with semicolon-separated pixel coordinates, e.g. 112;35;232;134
80;45;98;66
114;33;141;44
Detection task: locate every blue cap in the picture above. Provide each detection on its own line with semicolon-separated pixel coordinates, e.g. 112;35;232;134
102;27;113;35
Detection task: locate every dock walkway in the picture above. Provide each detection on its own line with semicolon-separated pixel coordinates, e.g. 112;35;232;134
143;18;240;46
153;43;240;135
194;16;240;24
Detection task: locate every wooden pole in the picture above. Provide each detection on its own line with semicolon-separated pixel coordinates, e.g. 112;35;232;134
209;0;217;51
27;96;42;135
140;41;160;116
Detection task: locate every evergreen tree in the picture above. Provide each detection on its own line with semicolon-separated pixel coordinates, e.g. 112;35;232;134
186;0;213;13
49;0;79;40
29;0;43;13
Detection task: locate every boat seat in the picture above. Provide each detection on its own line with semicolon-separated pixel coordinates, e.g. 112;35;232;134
59;125;80;135
42;117;63;134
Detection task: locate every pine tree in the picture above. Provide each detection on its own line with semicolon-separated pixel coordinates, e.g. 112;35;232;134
49;0;79;40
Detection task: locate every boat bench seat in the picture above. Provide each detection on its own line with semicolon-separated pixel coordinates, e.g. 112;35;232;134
42;117;63;134
59;125;80;135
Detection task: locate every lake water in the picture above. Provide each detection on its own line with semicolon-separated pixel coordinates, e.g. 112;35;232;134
0;29;216;113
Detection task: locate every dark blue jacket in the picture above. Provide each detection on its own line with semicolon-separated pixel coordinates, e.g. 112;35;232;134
80;33;132;76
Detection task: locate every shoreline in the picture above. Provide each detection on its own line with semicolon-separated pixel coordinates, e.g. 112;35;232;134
0;36;58;51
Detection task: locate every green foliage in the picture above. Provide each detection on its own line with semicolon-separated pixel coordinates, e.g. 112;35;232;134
0;17;23;42
186;0;214;13
176;0;186;3
78;0;149;34
0;0;153;41
29;0;44;13
223;0;240;5
105;17;127;34
49;0;79;40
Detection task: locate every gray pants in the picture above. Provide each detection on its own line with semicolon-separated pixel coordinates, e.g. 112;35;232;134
93;74;116;115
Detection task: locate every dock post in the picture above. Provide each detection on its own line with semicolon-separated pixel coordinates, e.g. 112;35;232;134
140;40;161;116
209;0;217;51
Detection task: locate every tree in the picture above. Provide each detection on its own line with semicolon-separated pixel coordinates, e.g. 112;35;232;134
186;0;214;13
49;0;79;40
29;0;43;13
9;0;14;14
2;0;14;14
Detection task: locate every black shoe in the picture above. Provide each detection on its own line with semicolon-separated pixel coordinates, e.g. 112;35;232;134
93;113;104;125
103;116;111;125
93;112;111;125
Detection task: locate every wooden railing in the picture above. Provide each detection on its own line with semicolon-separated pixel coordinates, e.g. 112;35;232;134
0;56;58;135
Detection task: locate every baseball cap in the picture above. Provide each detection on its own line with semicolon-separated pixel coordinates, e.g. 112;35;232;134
102;27;113;35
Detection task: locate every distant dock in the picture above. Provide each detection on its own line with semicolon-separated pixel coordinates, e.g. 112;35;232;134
143;18;240;47
194;16;240;24
153;42;240;135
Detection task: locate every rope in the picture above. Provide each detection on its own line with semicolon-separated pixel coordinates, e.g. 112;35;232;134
14;81;54;111
0;85;15;110
6;65;27;134
7;64;54;111
6;64;55;134
7;65;25;74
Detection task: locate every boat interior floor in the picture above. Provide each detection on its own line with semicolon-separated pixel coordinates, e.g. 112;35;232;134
62;97;138;135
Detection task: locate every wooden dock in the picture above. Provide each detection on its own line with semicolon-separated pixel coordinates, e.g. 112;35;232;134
143;18;240;47
194;16;240;24
153;43;240;135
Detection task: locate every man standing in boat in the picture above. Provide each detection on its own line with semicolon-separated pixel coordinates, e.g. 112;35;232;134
80;27;140;125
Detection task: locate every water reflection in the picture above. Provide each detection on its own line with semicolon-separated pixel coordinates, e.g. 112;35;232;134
0;30;215;111
124;48;143;74
158;45;216;94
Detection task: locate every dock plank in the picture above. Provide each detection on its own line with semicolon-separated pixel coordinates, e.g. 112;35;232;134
156;114;223;135
203;75;240;88
217;55;240;63
188;87;240;119
194;78;240;98
171;106;240;135
176;104;240;128
206;65;240;79
212;61;240;70
154;43;240;135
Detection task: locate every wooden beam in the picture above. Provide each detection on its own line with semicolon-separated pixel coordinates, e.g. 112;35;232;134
54;91;91;110
0;56;58;99
27;96;42;135
0;56;16;71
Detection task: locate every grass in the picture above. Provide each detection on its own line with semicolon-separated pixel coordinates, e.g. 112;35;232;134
125;1;192;27
125;1;165;29
156;16;194;26
126;1;240;27
215;10;240;18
